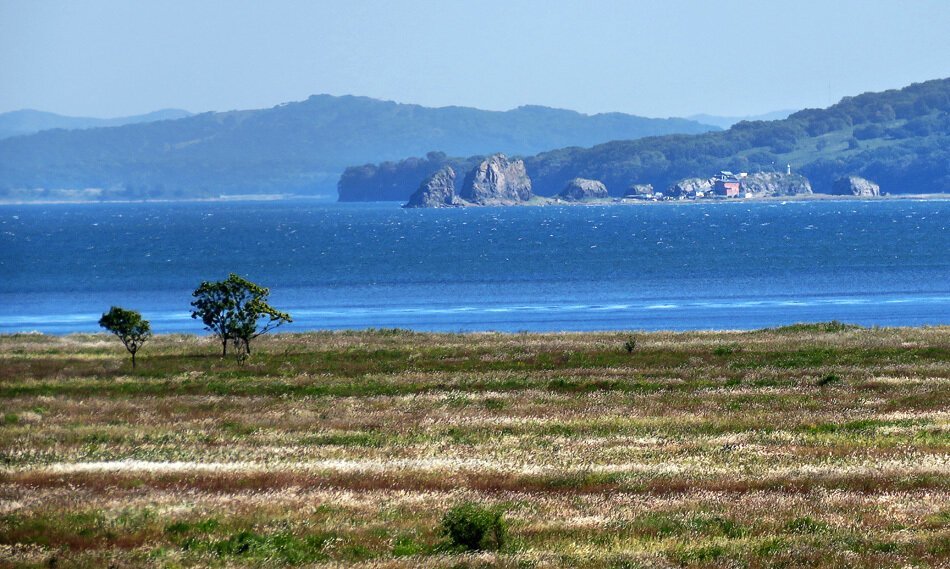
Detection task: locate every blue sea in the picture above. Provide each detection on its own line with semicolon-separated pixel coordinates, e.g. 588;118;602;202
1;200;948;334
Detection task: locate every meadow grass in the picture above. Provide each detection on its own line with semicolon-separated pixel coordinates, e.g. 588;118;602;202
0;326;948;568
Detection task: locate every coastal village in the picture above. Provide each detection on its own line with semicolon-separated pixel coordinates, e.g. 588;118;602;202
404;152;882;208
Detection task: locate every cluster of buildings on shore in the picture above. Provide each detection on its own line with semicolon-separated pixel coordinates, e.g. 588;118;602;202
624;165;796;201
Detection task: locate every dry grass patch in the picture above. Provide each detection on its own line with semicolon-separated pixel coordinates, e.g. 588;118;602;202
0;326;948;567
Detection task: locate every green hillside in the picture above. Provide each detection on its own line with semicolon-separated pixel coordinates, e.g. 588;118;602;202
0;95;716;201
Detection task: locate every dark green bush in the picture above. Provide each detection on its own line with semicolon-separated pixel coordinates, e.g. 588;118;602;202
713;345;737;356
816;374;840;387
440;502;507;551
623;336;637;354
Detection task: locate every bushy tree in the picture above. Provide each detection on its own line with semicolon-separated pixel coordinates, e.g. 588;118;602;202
98;306;151;368
190;273;291;356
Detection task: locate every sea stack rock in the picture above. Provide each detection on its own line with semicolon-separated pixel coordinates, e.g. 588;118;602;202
832;175;880;197
459;153;533;205
404;166;460;208
558;178;608;201
739;172;812;197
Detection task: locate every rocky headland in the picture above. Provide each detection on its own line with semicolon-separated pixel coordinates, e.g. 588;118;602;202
459;154;534;205
404;153;535;208
656;172;812;199
832;175;881;197
737;172;812;197
557;178;608;201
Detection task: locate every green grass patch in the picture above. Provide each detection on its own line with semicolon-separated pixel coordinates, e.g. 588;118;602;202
391;534;426;557
182;530;337;564
769;321;864;334
784;516;829;534
301;431;386;447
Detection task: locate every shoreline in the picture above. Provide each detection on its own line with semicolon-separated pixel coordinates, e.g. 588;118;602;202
2;192;949;206
528;193;950;207
0;193;334;206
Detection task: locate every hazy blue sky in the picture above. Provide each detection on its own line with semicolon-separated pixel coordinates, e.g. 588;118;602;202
1;0;948;118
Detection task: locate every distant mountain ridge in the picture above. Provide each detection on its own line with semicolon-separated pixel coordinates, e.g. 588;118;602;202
0;108;193;140
339;78;950;200
0;95;718;201
687;110;795;129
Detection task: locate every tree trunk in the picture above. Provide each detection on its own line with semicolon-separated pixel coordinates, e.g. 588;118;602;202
222;339;228;356
131;351;136;369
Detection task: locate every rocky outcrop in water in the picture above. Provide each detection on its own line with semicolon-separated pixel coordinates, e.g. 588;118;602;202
404;166;461;208
625;183;654;197
667;177;713;197
666;172;813;198
832;175;880;196
557;178;608;201
740;172;812;197
459;153;533;205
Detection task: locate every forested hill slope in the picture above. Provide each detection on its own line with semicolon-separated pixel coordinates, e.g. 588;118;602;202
339;78;950;200
0;95;716;201
0;109;193;140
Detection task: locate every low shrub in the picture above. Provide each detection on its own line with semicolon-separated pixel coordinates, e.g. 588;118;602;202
440;502;507;551
816;374;840;387
713;344;739;356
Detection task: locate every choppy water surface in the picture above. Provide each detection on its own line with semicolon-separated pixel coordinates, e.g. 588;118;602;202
1;200;948;333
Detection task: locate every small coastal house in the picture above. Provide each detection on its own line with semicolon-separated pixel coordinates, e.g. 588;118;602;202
712;171;741;197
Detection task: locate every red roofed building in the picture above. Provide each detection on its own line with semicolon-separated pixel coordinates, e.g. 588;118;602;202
712;171;741;197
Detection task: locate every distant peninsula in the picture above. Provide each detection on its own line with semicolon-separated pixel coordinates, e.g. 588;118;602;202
341;78;950;202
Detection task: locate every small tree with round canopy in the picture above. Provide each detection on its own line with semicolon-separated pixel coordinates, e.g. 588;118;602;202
98;306;151;369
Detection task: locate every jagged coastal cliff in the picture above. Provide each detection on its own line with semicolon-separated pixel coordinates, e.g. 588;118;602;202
405;154;535;208
402;154;880;207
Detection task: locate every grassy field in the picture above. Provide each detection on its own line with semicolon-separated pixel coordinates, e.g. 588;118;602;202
1;324;948;568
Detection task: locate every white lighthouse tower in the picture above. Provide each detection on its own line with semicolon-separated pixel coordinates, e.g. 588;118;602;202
786;163;792;175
